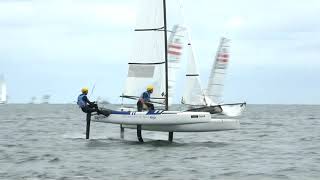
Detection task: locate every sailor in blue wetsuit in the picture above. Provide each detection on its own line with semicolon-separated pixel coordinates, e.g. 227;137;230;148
137;85;155;112
77;87;101;114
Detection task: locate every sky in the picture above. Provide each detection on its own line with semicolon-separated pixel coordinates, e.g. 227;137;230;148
0;0;320;104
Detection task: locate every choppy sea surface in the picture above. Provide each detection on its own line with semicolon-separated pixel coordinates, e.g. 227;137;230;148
0;104;319;180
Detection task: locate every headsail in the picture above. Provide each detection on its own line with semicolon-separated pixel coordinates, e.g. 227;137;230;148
206;37;230;104
0;74;7;104
122;0;166;104
181;39;206;106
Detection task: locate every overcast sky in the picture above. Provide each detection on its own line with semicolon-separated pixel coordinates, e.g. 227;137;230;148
0;0;319;104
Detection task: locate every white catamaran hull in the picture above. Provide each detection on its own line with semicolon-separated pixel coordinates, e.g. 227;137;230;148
94;111;211;125
121;119;239;132
93;110;239;132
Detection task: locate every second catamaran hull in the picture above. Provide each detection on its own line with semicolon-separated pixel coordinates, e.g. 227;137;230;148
92;110;240;132
121;118;240;132
186;102;246;117
93;110;212;125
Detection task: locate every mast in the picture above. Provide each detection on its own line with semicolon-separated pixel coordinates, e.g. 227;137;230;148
163;0;169;110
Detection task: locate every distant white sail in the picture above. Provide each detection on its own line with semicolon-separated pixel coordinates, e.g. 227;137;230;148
181;37;206;106
41;95;50;104
182;37;231;106
122;0;166;104
206;37;230;104
167;25;186;105
0;74;7;104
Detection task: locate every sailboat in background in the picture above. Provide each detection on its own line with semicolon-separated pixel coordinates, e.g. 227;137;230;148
0;74;7;104
182;37;246;116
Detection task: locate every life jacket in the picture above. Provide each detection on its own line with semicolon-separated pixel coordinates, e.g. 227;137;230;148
140;91;151;102
77;94;87;108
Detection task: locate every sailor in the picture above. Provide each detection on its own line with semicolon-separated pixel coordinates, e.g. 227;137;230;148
137;85;155;112
77;87;102;114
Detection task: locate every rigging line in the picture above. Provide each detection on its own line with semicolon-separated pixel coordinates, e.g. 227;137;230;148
120;96;165;105
121;95;165;100
89;83;96;99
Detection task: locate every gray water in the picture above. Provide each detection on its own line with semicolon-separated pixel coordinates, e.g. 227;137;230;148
0;104;319;180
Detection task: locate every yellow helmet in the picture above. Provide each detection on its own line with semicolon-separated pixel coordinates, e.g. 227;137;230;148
146;85;154;91
81;87;89;94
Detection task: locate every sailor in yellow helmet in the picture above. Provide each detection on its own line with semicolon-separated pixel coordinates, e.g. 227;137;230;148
137;85;155;112
77;87;104;115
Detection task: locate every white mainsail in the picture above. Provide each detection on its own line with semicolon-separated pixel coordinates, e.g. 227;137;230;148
0;74;7;104
206;37;230;104
167;25;186;105
122;0;166;104
122;0;185;106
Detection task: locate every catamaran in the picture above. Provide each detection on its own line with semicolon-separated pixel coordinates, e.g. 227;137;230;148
86;0;241;142
182;37;246;117
0;74;7;104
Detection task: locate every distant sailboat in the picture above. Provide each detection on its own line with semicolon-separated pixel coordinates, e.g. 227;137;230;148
29;96;37;104
41;95;50;104
182;37;246;116
0;74;7;104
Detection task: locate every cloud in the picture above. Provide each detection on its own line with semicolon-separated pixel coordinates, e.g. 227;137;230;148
1;0;320;103
0;0;135;28
0;0;136;64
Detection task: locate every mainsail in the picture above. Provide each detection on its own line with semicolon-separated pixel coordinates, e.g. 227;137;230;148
167;25;185;105
206;37;230;104
122;0;166;104
0;74;7;104
122;0;185;107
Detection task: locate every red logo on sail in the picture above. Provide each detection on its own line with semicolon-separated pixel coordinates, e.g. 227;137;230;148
168;38;182;58
218;53;229;63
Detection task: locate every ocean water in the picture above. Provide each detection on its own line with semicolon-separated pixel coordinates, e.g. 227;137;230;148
0;104;319;180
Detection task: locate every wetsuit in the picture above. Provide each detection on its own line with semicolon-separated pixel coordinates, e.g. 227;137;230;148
137;91;154;112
